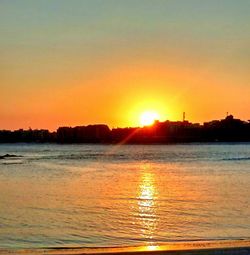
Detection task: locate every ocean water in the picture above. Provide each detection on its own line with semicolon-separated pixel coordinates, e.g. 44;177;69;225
0;143;249;248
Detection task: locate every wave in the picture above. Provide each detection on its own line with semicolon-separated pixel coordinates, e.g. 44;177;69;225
1;161;23;165
38;153;127;161
0;154;23;159
223;157;250;161
0;152;206;164
0;154;24;165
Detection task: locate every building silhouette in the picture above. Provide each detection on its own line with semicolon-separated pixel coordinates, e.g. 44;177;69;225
0;115;250;144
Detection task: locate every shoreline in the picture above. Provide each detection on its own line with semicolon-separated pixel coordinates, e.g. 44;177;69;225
1;240;250;255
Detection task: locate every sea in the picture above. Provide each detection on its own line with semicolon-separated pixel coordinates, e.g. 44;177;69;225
0;143;249;248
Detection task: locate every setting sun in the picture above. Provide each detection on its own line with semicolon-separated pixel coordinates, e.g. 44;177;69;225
139;111;160;126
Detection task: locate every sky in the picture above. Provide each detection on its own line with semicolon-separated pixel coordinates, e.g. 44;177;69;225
1;0;250;130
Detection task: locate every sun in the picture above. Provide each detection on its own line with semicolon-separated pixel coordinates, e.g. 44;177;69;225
139;111;160;126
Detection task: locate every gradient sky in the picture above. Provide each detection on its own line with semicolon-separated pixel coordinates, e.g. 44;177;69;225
1;0;250;130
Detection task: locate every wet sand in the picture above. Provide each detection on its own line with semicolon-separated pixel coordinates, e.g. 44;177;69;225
0;240;250;255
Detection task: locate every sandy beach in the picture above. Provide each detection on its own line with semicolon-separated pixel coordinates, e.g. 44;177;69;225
0;240;250;255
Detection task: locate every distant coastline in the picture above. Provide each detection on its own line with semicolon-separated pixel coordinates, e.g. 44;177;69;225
1;115;250;144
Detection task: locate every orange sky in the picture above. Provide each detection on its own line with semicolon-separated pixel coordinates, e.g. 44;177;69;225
1;1;250;130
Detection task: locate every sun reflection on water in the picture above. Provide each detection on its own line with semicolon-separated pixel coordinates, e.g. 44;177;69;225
137;164;158;243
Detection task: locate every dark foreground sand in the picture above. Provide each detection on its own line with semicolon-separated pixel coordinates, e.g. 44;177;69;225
0;240;249;255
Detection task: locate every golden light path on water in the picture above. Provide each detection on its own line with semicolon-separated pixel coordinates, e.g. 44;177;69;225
137;164;158;245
